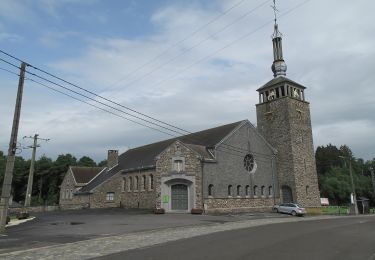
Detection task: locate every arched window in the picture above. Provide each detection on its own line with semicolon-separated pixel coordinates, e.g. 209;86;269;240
269;186;273;196
70;189;73;199
253;185;258;196
122;177;126;192
142;175;146;191
228;185;233;197
134;176;139;191
149;174;154;190
128;177;133;191
237;185;241;197
208;184;214;197
306;185;309;195
261;186;265;196
245;185;250;196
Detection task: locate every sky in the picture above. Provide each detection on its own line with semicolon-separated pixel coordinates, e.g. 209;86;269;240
0;0;374;162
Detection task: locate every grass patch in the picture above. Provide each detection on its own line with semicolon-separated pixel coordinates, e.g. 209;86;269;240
321;206;349;215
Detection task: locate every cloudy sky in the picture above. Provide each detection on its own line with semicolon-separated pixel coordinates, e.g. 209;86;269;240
0;0;374;162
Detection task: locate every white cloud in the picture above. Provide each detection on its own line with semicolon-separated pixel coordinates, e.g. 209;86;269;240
1;0;375;161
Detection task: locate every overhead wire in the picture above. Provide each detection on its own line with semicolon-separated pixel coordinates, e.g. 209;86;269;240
103;0;250;91
150;0;311;89
0;61;273;160
103;0;270;97
0;1;311;160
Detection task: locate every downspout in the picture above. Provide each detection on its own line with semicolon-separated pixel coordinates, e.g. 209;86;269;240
271;154;277;206
201;157;204;212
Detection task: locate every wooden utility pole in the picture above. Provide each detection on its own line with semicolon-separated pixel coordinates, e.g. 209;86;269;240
23;134;49;208
0;62;27;233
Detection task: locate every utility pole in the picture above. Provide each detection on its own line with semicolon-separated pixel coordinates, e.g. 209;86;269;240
0;62;27;233
340;156;358;215
370;166;375;201
23;134;49;208
348;159;358;215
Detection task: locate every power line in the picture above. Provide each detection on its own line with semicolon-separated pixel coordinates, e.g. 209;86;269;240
0;52;191;135
0;0;310;141
103;0;270;97
0;67;19;77
26;78;176;137
103;0;250;91
0;1;311;159
1;64;273;159
151;0;311;89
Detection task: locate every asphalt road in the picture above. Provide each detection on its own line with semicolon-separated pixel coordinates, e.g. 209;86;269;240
0;208;288;254
94;215;375;260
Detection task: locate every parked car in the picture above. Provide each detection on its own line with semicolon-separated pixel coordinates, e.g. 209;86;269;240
273;203;306;216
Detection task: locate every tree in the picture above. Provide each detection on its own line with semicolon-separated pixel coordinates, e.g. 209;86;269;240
315;144;341;175
98;159;107;167
77;156;96;167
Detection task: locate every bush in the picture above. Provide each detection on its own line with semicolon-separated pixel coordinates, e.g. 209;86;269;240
16;212;29;220
191;208;203;214
154;208;165;214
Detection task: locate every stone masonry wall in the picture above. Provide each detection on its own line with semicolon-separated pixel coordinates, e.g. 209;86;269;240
59;169;85;209
203;122;279;202
156;141;203;210
256;95;320;207
120;169;156;209
204;197;278;214
89;171;122;208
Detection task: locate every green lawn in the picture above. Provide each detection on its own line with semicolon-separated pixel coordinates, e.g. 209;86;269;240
321;206;375;215
321;206;349;215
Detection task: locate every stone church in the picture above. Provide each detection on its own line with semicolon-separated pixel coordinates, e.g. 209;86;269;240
60;20;321;213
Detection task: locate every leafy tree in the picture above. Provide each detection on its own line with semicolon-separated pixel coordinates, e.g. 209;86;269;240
77;156;96;167
98;159;107;167
315;144;341;175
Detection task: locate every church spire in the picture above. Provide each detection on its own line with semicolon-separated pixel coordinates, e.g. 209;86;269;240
271;0;287;77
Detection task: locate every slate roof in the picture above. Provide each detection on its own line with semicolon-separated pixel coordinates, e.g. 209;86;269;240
71;166;105;184
75;120;244;194
77;165;120;194
118;120;244;171
257;76;306;91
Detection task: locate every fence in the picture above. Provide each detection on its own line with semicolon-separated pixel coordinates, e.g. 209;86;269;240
8;205;60;215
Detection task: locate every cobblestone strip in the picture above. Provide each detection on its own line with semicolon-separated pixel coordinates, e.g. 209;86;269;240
0;215;345;260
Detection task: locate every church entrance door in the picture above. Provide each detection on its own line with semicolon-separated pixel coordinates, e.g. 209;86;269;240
171;184;188;210
281;185;293;203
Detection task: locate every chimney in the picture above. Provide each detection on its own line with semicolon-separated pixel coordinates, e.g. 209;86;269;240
107;150;118;168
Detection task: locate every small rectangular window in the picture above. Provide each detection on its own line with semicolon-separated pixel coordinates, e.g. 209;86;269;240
106;192;114;201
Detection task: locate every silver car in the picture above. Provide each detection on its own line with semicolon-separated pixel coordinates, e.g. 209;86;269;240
273;203;306;216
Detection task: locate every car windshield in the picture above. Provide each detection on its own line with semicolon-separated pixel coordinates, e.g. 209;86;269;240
295;204;303;208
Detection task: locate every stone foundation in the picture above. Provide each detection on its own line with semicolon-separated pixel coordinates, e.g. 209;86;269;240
204;197;279;213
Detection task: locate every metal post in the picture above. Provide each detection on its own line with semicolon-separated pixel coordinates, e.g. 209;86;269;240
24;134;38;207
0;62;27;233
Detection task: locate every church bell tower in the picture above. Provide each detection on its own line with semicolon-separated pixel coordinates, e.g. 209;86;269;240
256;1;320;208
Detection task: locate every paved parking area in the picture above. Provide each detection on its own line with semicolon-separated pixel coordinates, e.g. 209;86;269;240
0;208;290;254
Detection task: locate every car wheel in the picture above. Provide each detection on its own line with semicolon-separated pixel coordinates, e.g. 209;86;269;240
291;210;297;216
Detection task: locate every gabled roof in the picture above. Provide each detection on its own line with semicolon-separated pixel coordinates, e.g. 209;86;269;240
118;121;244;171
257;76;306;92
70;166;105;184
77;165;121;194
76;121;244;194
